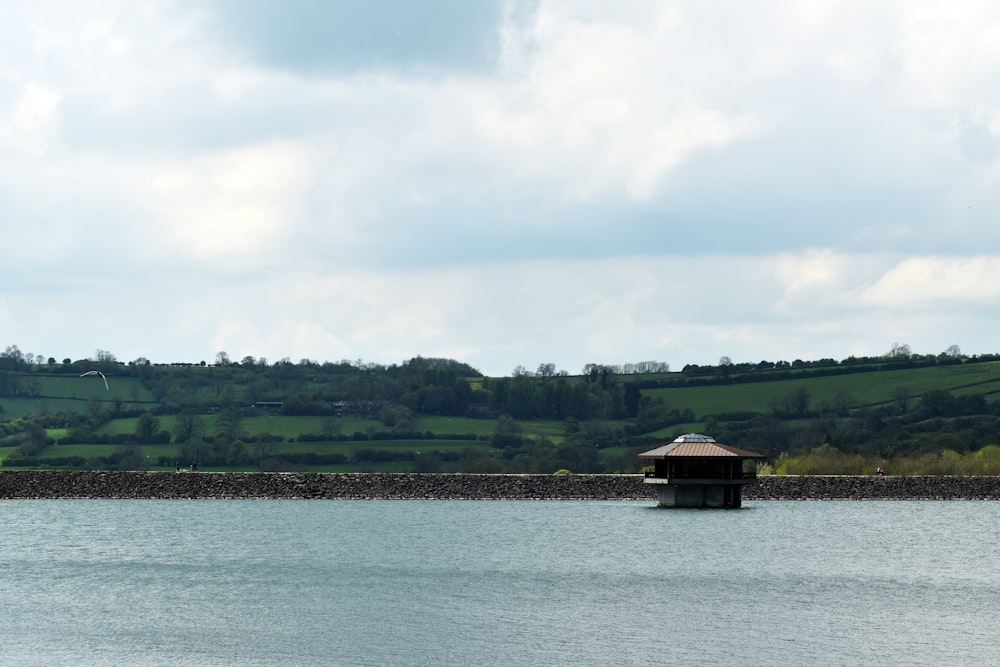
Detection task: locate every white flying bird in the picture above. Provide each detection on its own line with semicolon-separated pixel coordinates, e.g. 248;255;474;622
80;370;109;391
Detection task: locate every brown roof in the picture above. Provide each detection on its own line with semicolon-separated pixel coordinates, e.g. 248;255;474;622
638;433;765;459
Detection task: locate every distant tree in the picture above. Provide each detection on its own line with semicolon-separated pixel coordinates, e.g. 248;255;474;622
919;389;956;418
215;409;243;441
944;345;962;358
537;363;556;380
888;342;912;359
215;351;231;366
719;355;734;381
411;384;464;416
0;345;25;370
623;383;641;418
955;393;986;416
135;411;160;443
770;387;811;418
487;378;509;413
227;440;250;466
413;453;444;473
790;386;812;416
114;447;148;471
507;376;539;418
378;404;413;430
174;411;203;443
932;432;965;453
27;422;49;450
244;381;268;405
178;437;207;468
86;398;104;421
558;443;601;473
622;360;670;374
255;438;277;463
492;415;524;449
893;386;911;414
603;384;624;420
831;390;855;417
94;349;117;365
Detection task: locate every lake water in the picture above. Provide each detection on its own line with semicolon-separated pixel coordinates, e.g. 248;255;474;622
0;499;997;666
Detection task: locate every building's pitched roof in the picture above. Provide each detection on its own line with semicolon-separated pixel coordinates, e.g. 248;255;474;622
638;433;765;459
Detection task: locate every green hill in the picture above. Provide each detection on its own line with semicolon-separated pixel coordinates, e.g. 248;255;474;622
1;352;999;474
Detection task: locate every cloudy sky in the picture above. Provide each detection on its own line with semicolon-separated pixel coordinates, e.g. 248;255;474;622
3;1;999;376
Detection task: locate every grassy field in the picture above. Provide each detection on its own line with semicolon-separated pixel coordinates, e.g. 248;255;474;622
2;437;493;471
87;414;568;442
0;373;157;419
644;362;1000;415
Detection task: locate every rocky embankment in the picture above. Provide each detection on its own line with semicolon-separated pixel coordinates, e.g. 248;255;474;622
0;471;999;500
0;471;646;500
746;475;1000;500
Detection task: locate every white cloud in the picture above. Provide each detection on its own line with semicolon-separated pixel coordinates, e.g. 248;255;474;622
771;250;888;317
139;141;315;261
3;1;1000;374
862;256;1000;306
479;5;761;202
0;248;996;374
897;2;1000;109
0;83;60;155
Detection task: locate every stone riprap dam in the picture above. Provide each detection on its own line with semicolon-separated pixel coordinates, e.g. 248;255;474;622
0;472;999;500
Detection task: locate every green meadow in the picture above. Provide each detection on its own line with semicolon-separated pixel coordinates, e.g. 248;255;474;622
644;362;1000;415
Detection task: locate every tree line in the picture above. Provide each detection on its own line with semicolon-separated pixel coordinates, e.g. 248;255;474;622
3;342;1000;474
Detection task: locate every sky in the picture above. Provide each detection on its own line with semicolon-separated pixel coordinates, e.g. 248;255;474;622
2;0;999;377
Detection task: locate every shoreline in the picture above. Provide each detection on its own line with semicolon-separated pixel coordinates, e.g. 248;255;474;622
0;471;999;500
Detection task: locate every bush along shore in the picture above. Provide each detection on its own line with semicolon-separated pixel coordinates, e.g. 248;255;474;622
0;472;999;500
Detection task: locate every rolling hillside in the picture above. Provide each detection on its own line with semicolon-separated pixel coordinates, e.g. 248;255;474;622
1;354;999;472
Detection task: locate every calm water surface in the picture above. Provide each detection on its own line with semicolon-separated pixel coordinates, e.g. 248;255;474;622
0;500;997;666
